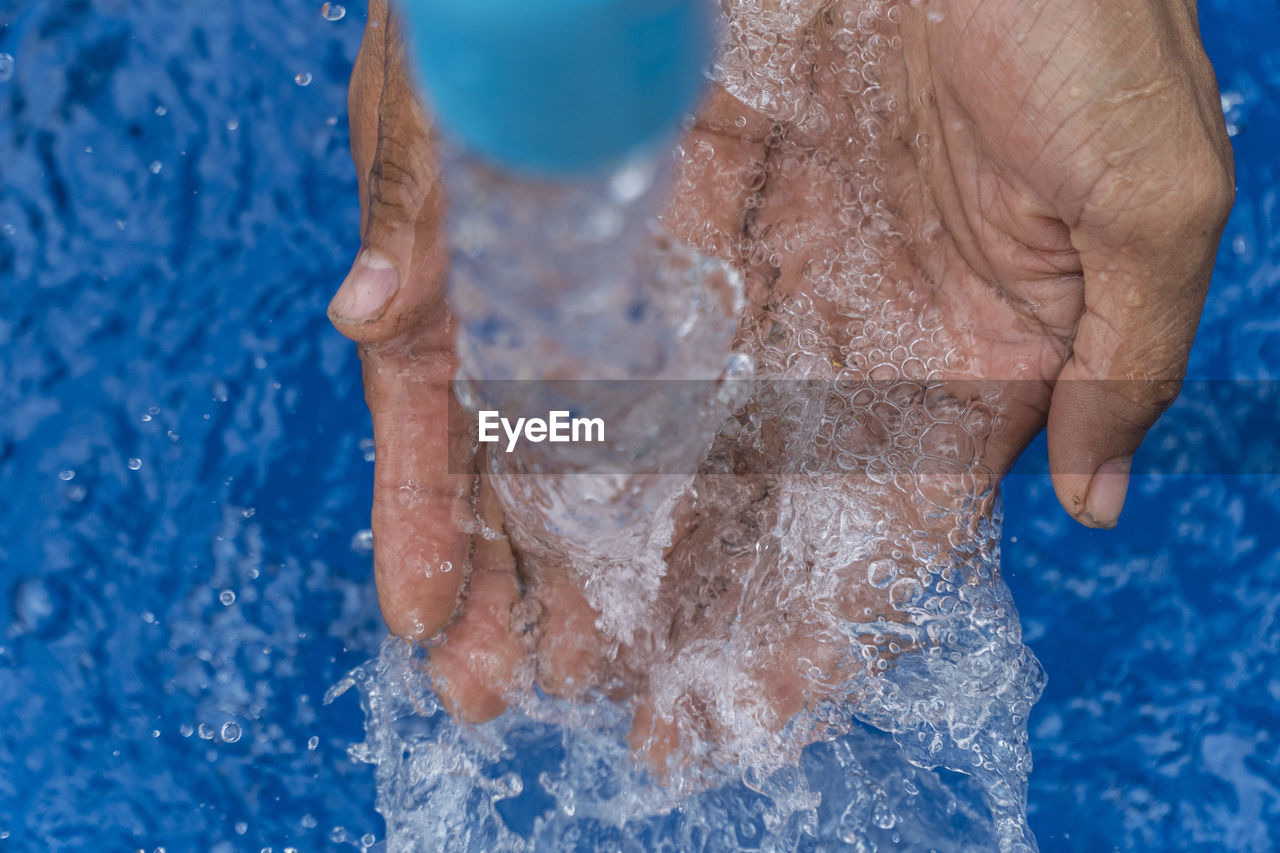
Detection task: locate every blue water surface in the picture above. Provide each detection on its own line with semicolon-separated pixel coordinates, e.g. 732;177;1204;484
0;0;1277;850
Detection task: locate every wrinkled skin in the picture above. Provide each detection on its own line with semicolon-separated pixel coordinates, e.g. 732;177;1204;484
328;0;1232;760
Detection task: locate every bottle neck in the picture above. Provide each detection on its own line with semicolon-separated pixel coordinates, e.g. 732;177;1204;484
440;140;678;311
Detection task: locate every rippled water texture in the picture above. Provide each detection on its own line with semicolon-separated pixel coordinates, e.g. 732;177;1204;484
1;0;1278;850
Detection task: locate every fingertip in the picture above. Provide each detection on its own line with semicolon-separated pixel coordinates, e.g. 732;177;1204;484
1084;456;1131;529
329;249;401;328
429;569;525;724
628;701;680;779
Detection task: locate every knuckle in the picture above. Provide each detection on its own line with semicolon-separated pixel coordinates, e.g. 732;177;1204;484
1151;143;1235;232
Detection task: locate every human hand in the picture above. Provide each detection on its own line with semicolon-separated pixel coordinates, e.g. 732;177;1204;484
890;0;1235;523
327;0;1233;760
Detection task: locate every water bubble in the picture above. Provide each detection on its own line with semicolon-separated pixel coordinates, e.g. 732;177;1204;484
221;722;242;744
179;723;194;738
294;72;312;87
301;814;317;829
234;823;248;836
227;118;240;131
197;723;215;740
58;470;75;481
438;560;453;574
127;457;142;470
0;54;14;83
154;105;168;116
307;736;319;751
360;834;376;849
321;2;346;21
219;590;236;606
148;161;163;175
866;558;897;588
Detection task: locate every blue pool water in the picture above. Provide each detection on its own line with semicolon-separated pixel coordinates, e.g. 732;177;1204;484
1;0;1277;850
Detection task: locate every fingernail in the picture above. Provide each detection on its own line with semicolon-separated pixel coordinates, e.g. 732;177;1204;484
1084;455;1132;528
330;250;400;322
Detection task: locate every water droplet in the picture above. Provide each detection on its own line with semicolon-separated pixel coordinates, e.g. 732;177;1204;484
235;823;248;836
226;118;240;131
221;722;242;743
154;105;168;116
439;560;453;573
179;723;194;738
198;723;215;740
307;735;320;751
321;2;346;21
295;72;312;87
219;589;236;605
360;834;376;849
11;577;67;638
149;161;163;175
301;814;317;829
867;558;897;588
127;457;142;470
58;470;74;481
0;54;14;83
351;529;373;553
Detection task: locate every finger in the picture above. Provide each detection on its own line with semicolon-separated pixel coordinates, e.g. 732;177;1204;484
362;330;473;637
329;3;448;341
430;475;526;723
531;577;614;699
1048;148;1234;528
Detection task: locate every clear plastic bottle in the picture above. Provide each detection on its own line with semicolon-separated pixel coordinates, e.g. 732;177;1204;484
403;0;750;636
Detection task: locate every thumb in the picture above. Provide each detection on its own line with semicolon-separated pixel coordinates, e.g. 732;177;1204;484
328;4;447;345
1048;175;1231;528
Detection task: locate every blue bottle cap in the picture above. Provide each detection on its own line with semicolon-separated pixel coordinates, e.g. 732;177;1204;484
400;0;713;177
